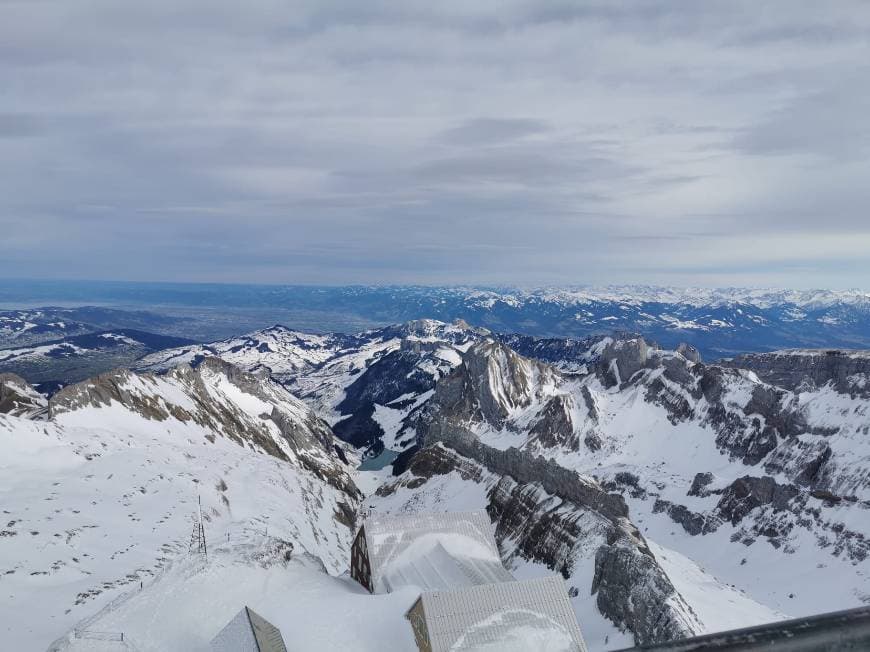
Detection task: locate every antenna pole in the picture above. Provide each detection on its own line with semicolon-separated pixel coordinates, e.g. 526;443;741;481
199;495;207;559
190;494;207;559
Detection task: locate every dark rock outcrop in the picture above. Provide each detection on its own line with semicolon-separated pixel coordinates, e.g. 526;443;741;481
424;422;628;521
0;373;47;418
688;472;715;497
592;519;700;645
653;499;721;535
529;394;580;451
716;476;799;525
428;339;561;429
495;333;609;370
383;442;700;646
596;337;651;387
725;350;870;398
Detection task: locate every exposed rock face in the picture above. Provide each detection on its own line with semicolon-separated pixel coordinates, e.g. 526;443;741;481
423;422;628;521
420;334;860;503
427;339;562;430
0;373;47;418
389;331;870;644
768;440;834;489
378;441;488;493
653;499;721;536
50;368;149;417
716;476;800;525
528;394;580;451
417;338;608;458
688;472;715;497
488;475;606;578
596;336;651;387
725;349;870;398
333;347;438;448
399;419;708;644
592;519;701;645
495;333;610;372
381;441;699;645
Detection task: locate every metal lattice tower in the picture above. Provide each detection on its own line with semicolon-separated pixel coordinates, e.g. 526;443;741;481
188;495;207;558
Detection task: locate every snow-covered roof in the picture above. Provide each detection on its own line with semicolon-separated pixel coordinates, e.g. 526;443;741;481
363;510;513;594
412;575;587;652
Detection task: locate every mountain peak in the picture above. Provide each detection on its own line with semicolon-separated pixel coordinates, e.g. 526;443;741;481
0;373;47;418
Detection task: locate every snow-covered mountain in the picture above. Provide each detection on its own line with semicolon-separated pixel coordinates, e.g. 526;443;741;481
0;359;364;650
120;283;870;359
7;285;870;361
368;333;870;648
4;316;870;650
137;319;489;455
0;372;48;418
392;285;870;358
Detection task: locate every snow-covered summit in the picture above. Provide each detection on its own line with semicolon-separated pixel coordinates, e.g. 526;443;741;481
135;325;348;379
460;286;870;311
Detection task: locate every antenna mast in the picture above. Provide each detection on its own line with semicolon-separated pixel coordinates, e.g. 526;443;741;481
189;494;207;558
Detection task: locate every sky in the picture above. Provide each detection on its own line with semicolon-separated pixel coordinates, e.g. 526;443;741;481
1;0;869;288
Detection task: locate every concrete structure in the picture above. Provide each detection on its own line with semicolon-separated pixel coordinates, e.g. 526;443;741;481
210;606;288;652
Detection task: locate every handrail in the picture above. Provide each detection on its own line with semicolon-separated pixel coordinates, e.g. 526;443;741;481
614;606;870;652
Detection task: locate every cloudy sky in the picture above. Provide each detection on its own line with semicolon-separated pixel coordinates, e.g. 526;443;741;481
2;1;869;288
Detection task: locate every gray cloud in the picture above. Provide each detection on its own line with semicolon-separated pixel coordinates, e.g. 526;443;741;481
438;118;550;146
733;72;870;159
0;113;44;138
0;0;869;287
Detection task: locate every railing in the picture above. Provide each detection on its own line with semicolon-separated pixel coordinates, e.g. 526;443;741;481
45;546;185;651
45;527;275;651
74;630;124;641
71;629;142;651
614;605;870;651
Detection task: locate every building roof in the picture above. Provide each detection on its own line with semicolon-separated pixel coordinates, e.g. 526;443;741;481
362;510;513;594
210;606;288;652
247;607;288;652
412;575;588;652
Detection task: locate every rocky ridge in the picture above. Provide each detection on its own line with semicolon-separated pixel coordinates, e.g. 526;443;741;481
0;372;48;418
371;330;870;645
50;357;360;503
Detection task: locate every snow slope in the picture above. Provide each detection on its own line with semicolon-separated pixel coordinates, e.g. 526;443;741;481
0;361;362;650
52;545;418;652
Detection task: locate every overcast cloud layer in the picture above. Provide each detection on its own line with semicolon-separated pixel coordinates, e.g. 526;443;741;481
2;1;869;287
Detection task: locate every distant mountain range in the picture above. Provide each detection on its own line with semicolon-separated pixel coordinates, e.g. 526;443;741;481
5;284;870;389
3;284;870;361
251;285;870;359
